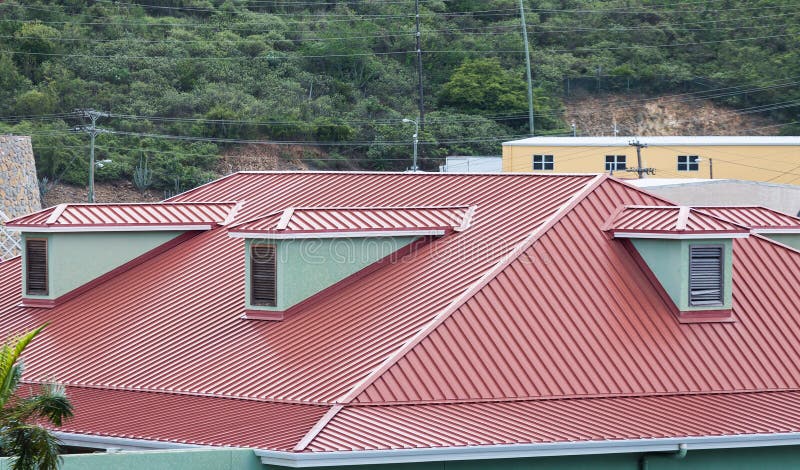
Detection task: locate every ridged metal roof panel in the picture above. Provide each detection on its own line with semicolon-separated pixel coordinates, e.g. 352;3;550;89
49;386;327;450
607;205;747;234
6;202;237;228
0;173;593;406
230;206;471;234
355;180;800;404
311;391;800;451
697;206;800;229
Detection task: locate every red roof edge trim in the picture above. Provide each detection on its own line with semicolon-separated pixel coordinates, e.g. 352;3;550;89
21;231;200;310
332;175;606;405
621;239;735;324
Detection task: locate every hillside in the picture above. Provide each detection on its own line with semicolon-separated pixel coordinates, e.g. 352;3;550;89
1;0;798;195
41;92;780;206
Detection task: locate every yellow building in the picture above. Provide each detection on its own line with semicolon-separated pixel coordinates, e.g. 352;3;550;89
502;136;800;184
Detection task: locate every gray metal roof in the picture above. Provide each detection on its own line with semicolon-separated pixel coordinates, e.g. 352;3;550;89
503;136;800;147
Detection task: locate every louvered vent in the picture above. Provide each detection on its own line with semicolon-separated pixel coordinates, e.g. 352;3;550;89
251;244;277;306
689;245;723;306
25;238;48;296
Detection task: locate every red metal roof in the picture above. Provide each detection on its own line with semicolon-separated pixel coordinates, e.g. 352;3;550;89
355;180;800;404
5;202;238;229
2;172;800;455
696;206;800;229
229;206;473;235
48;386;326;450
310;391;800;451
605;205;747;235
0;173;592;403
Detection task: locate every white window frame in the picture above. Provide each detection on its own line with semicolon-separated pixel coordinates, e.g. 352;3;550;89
533;154;554;171
605;155;626;171
677;155;700;171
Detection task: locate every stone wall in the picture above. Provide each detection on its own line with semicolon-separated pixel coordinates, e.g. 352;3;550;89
0;135;41;259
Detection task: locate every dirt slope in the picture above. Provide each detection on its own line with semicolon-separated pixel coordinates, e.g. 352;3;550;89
564;94;778;137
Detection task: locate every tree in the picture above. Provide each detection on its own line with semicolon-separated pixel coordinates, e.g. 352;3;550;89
438;58;528;116
0;326;73;470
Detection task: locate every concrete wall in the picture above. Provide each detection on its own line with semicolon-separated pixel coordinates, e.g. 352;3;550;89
246;236;416;312
298;445;800;470
502;144;800;184
634;180;800;217
0;135;41;259
21;231;183;299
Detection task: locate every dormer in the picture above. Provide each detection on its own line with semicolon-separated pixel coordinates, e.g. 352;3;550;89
605;206;749;323
695;206;800;251
228;206;475;320
6;202;239;308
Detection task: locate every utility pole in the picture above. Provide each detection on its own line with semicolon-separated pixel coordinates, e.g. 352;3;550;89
709;158;714;179
519;0;534;135
414;0;424;132
627;139;655;179
402;118;419;172
74;109;109;203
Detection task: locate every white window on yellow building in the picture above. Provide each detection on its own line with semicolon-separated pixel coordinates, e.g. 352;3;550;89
605;155;626;171
533;154;554;170
677;155;700;171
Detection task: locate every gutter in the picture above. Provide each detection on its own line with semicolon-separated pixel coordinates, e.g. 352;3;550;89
254;433;800;468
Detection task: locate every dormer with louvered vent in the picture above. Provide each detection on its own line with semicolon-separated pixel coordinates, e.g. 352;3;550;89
229;206;475;320
7;202;238;307
604;206;749;323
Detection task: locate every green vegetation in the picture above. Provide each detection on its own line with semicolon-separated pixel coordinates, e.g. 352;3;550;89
0;325;73;470
0;0;797;191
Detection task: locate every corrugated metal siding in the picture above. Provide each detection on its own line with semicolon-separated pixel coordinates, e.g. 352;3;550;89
232;206;470;233
7;202;236;227
355;179;800;404
310;391;800;451
697;206;800;229
0;173;593;405
47;386;327;450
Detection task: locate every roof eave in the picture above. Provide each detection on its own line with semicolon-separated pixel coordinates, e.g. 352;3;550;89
256;432;800;467
228;230;447;239
5;224;213;232
612;231;750;239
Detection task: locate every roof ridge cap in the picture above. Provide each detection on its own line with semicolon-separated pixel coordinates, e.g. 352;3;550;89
328;176;605;403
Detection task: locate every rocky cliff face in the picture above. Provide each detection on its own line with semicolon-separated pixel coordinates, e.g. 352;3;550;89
0;135;41;259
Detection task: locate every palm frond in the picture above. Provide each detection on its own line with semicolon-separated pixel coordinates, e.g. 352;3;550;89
14;383;73;427
3;423;62;470
0;326;46;407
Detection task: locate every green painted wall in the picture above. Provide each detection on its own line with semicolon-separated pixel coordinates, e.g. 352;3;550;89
0;449;262;470
763;233;800;251
246;236;416;311
271;445;800;470
22;231;183;300
2;445;800;470
631;238;733;311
